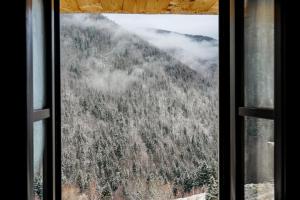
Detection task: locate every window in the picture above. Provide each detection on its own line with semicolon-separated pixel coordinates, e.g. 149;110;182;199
7;0;290;199
242;0;275;198
33;0;47;109
244;117;274;199
32;0;48;199
244;0;274;109
234;0;283;199
28;0;56;199
33;120;46;199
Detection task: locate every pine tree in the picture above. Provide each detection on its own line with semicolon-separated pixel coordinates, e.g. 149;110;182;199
206;176;218;200
132;162;137;174
101;183;112;199
195;163;212;187
33;175;43;200
76;170;85;193
182;172;193;193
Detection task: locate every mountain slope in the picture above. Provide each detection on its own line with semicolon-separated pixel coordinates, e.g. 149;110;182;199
61;14;218;200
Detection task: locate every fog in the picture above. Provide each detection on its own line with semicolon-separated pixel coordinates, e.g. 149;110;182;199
130;28;218;73
103;14;218;74
89;69;139;94
62;14;218;74
103;14;218;39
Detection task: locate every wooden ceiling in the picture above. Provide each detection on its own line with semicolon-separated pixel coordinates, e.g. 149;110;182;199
60;0;218;14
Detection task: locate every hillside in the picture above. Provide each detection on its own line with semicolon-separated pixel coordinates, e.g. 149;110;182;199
60;14;219;200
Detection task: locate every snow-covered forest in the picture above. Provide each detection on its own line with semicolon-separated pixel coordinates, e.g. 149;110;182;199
60;14;219;200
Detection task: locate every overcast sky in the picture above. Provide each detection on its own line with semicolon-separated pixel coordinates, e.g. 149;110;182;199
103;14;218;39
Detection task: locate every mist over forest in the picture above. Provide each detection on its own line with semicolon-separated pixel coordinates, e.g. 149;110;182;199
59;14;219;200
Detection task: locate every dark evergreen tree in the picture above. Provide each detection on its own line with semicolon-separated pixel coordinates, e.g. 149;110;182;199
207;176;219;200
33;175;43;199
101;183;112;199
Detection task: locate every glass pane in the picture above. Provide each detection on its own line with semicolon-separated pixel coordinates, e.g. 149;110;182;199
244;117;274;200
32;0;46;109
244;0;274;108
34;120;46;200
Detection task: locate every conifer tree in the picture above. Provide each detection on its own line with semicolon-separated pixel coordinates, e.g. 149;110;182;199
207;176;219;200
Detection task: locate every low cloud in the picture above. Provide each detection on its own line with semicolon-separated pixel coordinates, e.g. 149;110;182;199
61;14;119;32
89;70;138;94
130;28;218;73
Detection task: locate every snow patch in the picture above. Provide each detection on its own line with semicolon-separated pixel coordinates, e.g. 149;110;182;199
176;193;206;200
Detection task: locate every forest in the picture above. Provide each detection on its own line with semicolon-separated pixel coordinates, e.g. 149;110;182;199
59;14;219;200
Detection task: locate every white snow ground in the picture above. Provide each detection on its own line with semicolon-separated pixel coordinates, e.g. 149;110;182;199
176;193;206;200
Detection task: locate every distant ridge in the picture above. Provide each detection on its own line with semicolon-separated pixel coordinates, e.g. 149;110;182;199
148;28;217;42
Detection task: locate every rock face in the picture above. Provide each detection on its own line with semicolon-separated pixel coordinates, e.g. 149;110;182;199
61;14;219;200
60;0;218;14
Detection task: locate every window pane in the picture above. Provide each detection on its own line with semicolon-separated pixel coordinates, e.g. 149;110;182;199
34;120;46;200
244;117;274;200
33;0;46;109
244;0;274;108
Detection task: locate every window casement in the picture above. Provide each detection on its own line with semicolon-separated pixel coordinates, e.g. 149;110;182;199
25;0;60;199
231;0;285;199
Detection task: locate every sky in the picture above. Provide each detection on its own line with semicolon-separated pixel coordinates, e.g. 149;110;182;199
103;14;218;39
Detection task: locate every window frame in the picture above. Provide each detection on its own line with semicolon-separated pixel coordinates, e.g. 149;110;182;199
29;0;285;199
41;0;283;199
219;0;231;199
230;0;285;199
13;0;289;199
25;0;60;199
53;1;231;200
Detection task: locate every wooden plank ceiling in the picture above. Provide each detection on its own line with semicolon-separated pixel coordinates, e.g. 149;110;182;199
60;0;218;14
